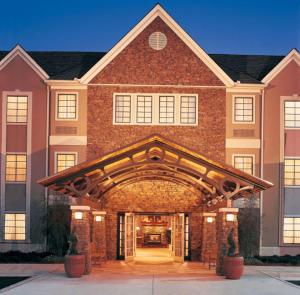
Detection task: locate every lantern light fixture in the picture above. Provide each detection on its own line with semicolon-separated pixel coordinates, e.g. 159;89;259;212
226;213;235;222
206;216;214;223
74;211;83;220
95;215;102;222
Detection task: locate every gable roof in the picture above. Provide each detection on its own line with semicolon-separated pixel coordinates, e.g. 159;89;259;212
0;49;285;84
210;54;284;84
0;50;106;80
38;134;273;205
262;49;300;83
0;45;49;79
79;4;235;86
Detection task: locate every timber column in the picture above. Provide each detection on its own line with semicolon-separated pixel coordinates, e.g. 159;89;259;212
70;205;92;274
91;211;107;265
216;208;239;275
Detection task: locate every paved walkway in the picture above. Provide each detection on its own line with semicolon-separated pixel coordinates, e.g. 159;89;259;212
0;262;299;294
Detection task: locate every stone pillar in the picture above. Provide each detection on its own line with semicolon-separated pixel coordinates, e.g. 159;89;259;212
91;211;107;265
216;208;239;275
70;205;92;274
201;213;217;263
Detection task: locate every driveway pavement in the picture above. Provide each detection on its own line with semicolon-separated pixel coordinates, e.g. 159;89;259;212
0;262;299;294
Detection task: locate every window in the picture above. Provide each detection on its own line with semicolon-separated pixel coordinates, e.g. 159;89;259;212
283;217;300;244
5;154;26;182
115;95;131;123
56;153;77;173
284;158;300;186
233;155;254;175
181;96;196;124
6;96;28;123
136;96;152;123
113;93;198;125
285;101;300;128
57;94;77;119
159;96;174;124
234;97;254;122
4;213;25;240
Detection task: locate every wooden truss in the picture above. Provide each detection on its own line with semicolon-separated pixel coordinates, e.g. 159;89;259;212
38;135;273;207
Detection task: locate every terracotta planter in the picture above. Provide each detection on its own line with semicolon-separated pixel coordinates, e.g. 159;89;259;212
224;256;244;279
64;255;85;278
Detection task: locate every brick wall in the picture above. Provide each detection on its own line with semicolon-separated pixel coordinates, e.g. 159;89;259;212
87;86;226;162
101;180;204;260
87;16;226;163
91;17;223;86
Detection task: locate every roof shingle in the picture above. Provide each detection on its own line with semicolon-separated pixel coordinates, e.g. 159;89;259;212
0;50;284;83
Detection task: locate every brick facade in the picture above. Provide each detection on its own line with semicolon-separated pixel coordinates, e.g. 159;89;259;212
87;86;226;162
99;180;204;260
87;16;226;163
91;17;223;86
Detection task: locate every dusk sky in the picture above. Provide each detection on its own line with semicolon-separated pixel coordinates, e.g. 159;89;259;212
1;0;299;55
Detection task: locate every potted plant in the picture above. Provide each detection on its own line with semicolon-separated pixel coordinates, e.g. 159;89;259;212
223;228;244;279
64;230;85;278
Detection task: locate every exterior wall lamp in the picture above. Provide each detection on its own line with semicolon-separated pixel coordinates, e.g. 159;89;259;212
74;211;83;220
206;217;214;223
226;213;235;222
95;215;102;222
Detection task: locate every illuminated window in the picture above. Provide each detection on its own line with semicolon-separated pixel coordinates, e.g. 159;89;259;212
285;101;300;128
180;96;196;124
113;93;198;125
284;158;300;186
137;96;152;123
6;96;28;123
5;214;26;240
233;156;254;175
56;153;76;173
159;96;174;124
283;217;300;244
5;154;27;182
115;95;131;123
234;97;254;122
57;94;77;119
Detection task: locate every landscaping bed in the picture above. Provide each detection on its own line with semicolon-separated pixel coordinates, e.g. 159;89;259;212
244;255;300;266
0;251;63;263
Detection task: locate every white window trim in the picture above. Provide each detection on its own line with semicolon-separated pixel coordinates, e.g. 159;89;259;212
55;92;79;121
6;94;28;126
113;93;198;126
232;154;255;176
5;152;27;184
283;99;300;130
1;90;32;243
283;216;300;245
54;151;78;173
4;212;26;241
284;156;300;188
232;95;255;124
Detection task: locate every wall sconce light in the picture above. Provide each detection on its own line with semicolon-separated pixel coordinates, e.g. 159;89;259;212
136;226;140;231
226;213;235;222
74;211;83;220
206;217;214;223
95;215;102;222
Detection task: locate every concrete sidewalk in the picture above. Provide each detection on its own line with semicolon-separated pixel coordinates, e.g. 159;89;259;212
0;263;299;294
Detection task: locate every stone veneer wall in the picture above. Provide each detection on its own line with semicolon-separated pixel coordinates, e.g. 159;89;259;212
99;180;204;260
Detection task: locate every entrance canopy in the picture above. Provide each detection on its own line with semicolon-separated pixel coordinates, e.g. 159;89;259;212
38;135;273;207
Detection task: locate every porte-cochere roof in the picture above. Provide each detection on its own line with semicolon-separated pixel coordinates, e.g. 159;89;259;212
38;135;273;207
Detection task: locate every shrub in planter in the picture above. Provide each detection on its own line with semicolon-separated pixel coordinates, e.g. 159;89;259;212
223;228;244;280
64;230;85;278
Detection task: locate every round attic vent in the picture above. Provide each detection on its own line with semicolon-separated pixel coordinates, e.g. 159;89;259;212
149;32;167;50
